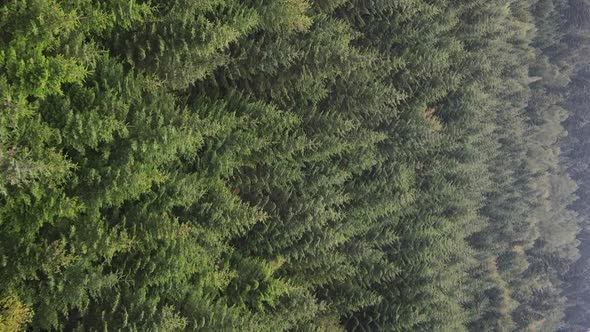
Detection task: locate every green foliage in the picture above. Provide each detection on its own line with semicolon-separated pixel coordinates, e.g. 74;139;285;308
0;0;587;330
0;294;33;331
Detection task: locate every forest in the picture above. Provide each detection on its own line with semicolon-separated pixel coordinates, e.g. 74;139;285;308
1;0;590;331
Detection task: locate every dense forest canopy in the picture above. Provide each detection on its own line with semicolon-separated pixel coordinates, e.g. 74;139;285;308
1;0;590;331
